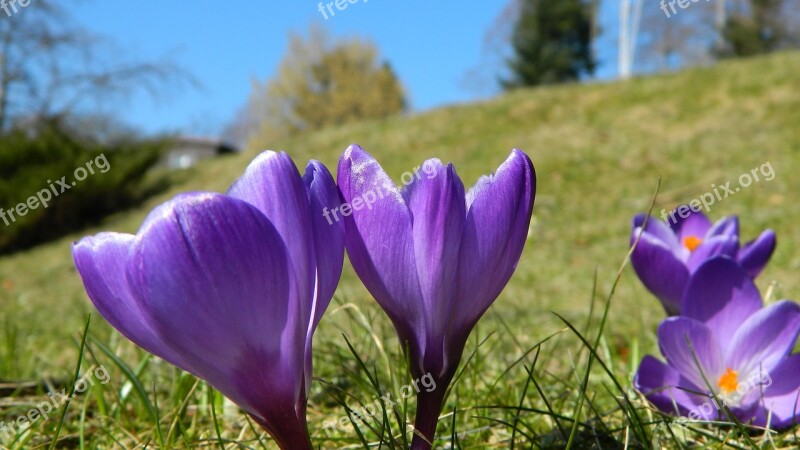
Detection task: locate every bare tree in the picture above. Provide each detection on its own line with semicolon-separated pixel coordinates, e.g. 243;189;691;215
0;0;191;133
460;1;519;96
636;0;718;73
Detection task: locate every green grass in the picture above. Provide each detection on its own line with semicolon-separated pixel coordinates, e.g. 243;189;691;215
1;50;800;448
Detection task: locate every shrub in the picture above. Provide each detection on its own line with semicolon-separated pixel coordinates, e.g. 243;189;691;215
0;122;169;253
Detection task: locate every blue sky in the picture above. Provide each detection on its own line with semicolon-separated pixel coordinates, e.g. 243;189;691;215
71;1;619;137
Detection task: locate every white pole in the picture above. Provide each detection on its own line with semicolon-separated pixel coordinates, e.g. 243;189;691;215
715;0;727;50
619;0;631;79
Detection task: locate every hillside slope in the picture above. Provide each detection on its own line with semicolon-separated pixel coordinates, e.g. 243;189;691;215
1;51;798;381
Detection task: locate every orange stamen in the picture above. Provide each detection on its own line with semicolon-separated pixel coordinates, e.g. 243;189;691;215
683;235;703;252
717;368;739;394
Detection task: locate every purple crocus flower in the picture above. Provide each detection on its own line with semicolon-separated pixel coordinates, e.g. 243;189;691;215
337;145;535;449
634;257;800;429
72;151;344;450
631;206;776;314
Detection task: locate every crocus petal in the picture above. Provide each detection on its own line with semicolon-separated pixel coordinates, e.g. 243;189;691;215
302;160;345;394
228;151;315;326
338;147;536;450
725;301;800;376
670;207;712;240
75;151;342;450
737;229;777;278
764;354;800;396
706;216;739;239
630;231;689;314
455;149;535;334
72;233;187;367
302;160;345;333
658;317;723;391
758;354;800;429
680;257;762;341
127;192;301;417
401;159;466;373
631;214;679;248
634;355;707;416
337;145;424;351
686;235;739;272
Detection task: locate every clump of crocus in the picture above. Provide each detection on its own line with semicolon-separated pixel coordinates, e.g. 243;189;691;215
635;257;800;429
337;145;536;449
630;206;775;314
73;151;344;450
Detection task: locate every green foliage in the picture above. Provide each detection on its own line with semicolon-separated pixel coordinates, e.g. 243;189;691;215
243;26;406;150
502;0;596;89
0;120;169;254
293;48;405;132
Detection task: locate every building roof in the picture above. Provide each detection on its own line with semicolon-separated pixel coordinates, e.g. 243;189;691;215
173;136;239;154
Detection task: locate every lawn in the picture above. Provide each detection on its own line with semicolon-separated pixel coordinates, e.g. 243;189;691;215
1;51;799;448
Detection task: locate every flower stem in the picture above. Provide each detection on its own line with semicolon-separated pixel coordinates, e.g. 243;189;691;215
410;385;448;450
251;413;313;450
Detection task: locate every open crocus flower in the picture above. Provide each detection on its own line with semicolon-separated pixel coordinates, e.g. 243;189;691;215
634;257;800;429
337;145;535;449
630;206;776;314
72;152;344;450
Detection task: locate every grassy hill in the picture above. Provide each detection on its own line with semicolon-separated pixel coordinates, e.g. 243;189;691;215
1;51;799;448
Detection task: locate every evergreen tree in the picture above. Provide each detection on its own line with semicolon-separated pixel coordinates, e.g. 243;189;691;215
502;0;596;89
719;0;799;57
